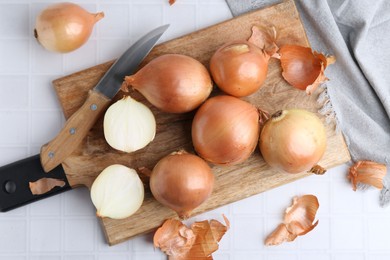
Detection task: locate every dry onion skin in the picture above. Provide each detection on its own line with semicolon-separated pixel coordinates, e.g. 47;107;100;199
122;54;213;113
259;109;327;174
278;45;335;95
34;2;104;53
265;195;319;246
29;178;65;195
192;95;260;166
348;160;386;191
90;164;144;219
154;215;230;259
150;151;214;219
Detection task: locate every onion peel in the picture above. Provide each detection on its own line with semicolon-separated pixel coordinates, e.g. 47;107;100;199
265;195;319;246
29;178;66;195
348;160;386;191
278;45;335;95
154;215;230;259
248;25;279;58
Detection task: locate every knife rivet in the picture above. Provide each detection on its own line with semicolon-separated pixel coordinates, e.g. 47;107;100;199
90;104;97;111
48;152;55;158
69;128;76;135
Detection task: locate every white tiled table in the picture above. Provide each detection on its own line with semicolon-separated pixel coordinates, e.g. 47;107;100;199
0;1;389;259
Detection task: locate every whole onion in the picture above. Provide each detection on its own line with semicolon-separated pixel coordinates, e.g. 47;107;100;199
191;95;260;166
210;41;269;97
150;151;214;219
259;109;327;174
122;54;213;113
34;2;104;53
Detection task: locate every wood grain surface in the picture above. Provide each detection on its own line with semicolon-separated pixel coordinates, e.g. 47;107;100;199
53;0;351;245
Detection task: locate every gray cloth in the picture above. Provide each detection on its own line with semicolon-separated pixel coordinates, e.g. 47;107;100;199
226;0;390;204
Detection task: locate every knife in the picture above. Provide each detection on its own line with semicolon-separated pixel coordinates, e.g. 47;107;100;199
40;24;169;173
0;25;169;212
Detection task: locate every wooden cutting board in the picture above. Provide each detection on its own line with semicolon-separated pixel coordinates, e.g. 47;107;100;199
53;0;350;246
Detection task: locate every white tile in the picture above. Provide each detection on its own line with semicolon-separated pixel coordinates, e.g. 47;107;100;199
132;4;163;40
30;219;61;252
232;193;264;215
365;189;390;212
63;39;97;74
233;217;264;250
212;253;230;260
264;183;297;214
31;75;62;110
99;4;129;38
29;256;61;260
30;111;62;145
97;255;128;260
299;218;329;250
0;112;28;144
197;3;232;29
299;254;331;260
368;217;390;250
64;219;95;251
0;256;26;260
331;217;364;250
0;4;29;38
295;180;330;214
233;253;263;260
0;147;28;165
64;188;95;216
29;195;61;216
367;254;390;260
333;253;365;260
0;76;29;109
133;253;164;260
0;219;26;252
268;254;298;260
331;181;363;213
329;164;350;181
0;40;29;73
132;232;160;253
31;44;63;74
98;39;130;63
63;256;95;260
164;4;196;40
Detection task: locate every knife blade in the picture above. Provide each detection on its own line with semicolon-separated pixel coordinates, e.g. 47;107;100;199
40;24;169;173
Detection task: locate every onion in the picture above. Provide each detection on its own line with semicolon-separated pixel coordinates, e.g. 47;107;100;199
90;164;144;219
191;95;259;165
122;54;213;113
150;151;214;219
103;96;156;153
259;109;327;174
34;3;104;53
209;41;269;97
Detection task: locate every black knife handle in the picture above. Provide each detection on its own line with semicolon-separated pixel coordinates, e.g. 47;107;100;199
0;154;71;212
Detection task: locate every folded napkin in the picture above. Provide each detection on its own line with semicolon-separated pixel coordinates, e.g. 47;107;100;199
225;0;390;202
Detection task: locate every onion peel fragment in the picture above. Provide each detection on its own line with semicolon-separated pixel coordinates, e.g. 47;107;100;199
265;195;319;246
348;160;386;191
154;215;230;259
169;0;177;5
248;25;279;58
278;45;335;95
29;177;66;195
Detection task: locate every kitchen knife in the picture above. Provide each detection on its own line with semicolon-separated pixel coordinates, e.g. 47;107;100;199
40;24;169;173
0;25;169;212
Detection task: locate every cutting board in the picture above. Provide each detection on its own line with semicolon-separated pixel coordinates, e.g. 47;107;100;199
53;0;350;246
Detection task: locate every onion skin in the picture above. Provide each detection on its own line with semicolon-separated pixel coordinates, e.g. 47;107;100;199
123;54;213;113
34;3;104;53
259;109;327;174
150;151;214;219
210;41;269;97
192;95;260;165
